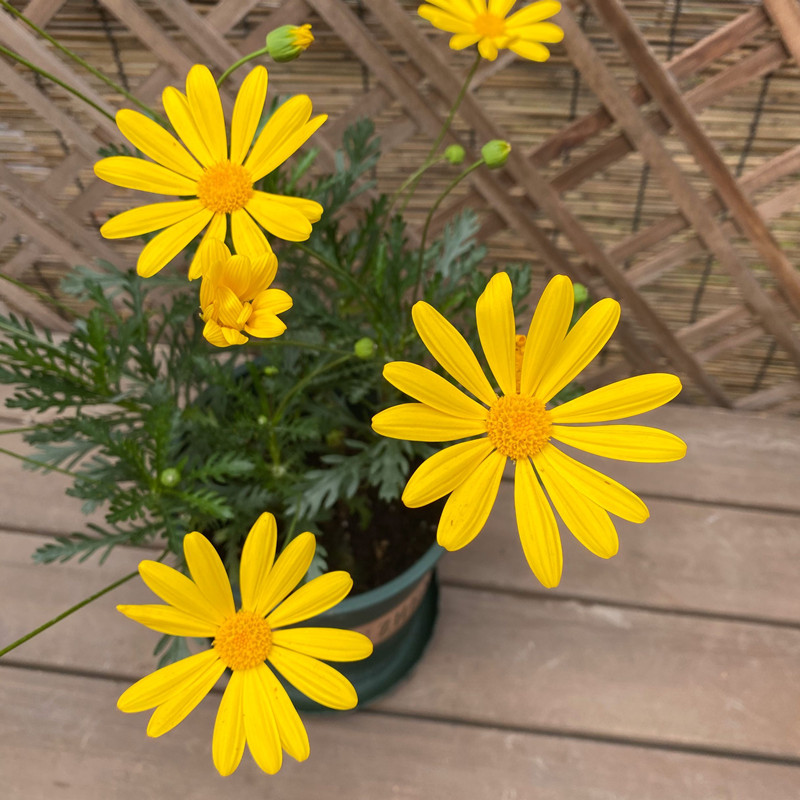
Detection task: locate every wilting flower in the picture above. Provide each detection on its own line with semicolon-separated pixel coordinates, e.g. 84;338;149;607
198;239;292;347
372;273;686;588
418;0;564;62
117;513;373;776
95;64;325;278
267;24;314;62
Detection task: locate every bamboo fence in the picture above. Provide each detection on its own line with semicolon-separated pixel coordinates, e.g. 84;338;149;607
2;0;800;410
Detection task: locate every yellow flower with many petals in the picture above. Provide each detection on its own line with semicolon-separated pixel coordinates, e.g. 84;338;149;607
116;513;373;776
418;0;564;62
372;273;686;588
94;64;325;278
198;239;292;347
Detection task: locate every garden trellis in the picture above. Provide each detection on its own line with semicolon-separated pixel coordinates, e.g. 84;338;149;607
2;0;800;410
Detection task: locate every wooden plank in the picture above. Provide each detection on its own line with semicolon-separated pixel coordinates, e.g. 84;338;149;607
589;0;800;316
5;539;800;761
763;0;800;78
356;0;728;405
5;667;800;800
556;6;800;372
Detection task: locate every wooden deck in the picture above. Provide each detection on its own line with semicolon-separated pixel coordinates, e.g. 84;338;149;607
2;403;800;798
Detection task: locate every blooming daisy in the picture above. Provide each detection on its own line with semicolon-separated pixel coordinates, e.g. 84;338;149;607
116;512;373;776
372;273;686;588
94;64;326;279
198;239;292;347
418;0;564;62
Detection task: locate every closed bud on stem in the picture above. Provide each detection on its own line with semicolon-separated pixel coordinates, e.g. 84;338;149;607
266;24;314;62
573;283;589;304
481;139;511;168
444;144;466;165
159;467;181;488
354;337;376;359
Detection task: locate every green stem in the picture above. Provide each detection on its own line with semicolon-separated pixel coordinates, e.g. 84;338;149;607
272;354;353;424
415;158;485;291
388;155;445;220
0;445;106;484
0;425;50;435
0;1;164;124
0;549;167;659
0;43;115;123
0;271;74;317
217;48;269;88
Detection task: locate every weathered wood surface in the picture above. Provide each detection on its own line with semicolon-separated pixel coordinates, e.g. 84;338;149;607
2;403;800;796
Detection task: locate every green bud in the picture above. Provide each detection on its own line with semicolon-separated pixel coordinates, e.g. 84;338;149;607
573;282;589;304
326;429;345;448
354;337;376;359
266;24;313;63
481;139;511;169
262;365;278;377
159;467;181;488
444;144;465;165
256;414;268;426
270;464;287;478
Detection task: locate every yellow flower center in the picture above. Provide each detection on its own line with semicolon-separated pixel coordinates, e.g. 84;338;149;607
474;12;506;38
291;24;314;49
213;610;272;671
196;161;253;214
486;394;552;461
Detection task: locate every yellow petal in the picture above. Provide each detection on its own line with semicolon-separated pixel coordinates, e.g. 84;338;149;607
372;403;487;442
116;603;219;637
449;32;482;49
402;437;495;508
510;22;564;42
507;40;552;61
514;459;562;588
162;85;215;167
437;449;506;550
250;287;292;315
536;444;649;523
231;207;273;260
536;298;621;402
254;532;316;617
506;0;562;27
94;156;198;195
383;362;488;419
271;628;373;662
115;108;202;179
183;531;236;618
186;64;227;164
552;424;687;463
212;671;246;776
100;199;204;239
478;36;499;60
520;275;574;396
268;571;352;629
412;301;497;405
533;448;619;558
260;665;310;762
230;66;268;165
136;208;213;278
261;193;323;223
239;511;278;613
243;667;282;775
145;654;225;737
245;291;291;339
117;649;221;713
476;272;517;395
189;213;228;280
418;6;474;33
489;0;515;15
214;285;247;329
203;318;234;348
550;373;683;423
138;560;225;624
246;192;313;241
268;646;358;710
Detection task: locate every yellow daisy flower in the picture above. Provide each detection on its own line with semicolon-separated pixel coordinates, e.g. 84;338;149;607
372;273;686;588
94;64;326;279
418;0;564;62
198;239;292;347
116;513;373;776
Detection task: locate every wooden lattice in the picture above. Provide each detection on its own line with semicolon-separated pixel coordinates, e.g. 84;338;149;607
2;0;800;411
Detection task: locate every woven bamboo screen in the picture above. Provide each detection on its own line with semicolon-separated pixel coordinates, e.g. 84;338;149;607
2;0;800;411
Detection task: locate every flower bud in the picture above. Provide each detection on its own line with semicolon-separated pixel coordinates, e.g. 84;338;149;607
262;365;279;377
266;24;313;63
444;144;465;165
573;282;589;304
159;467;181;488
354;337;376;359
256;414;268;426
481;139;511;169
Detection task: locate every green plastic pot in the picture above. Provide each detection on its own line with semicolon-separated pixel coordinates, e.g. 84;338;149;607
285;539;445;711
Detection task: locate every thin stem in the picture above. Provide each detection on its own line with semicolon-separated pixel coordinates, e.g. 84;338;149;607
0;425;51;436
217;48;269;88
387;155;445;220
0;549;168;659
0;271;74;317
0;1;164;124
0;43;115;123
415;158;485;288
272;354;353;424
0;445;106;484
